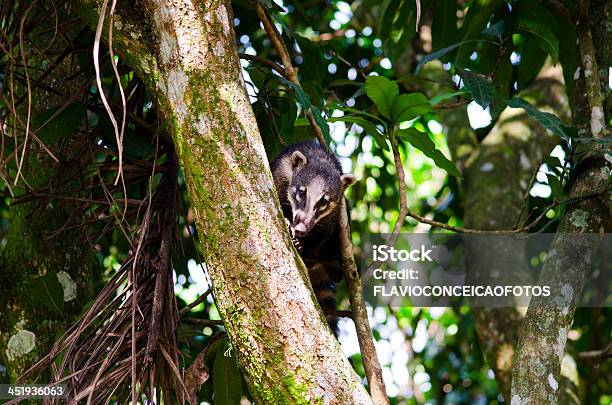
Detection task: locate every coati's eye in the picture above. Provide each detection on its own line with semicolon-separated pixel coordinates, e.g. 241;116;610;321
297;186;306;201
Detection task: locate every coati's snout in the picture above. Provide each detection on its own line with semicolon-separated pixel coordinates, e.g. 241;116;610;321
291;211;312;237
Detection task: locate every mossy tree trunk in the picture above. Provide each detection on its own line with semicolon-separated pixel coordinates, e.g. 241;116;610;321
462;75;567;400
69;0;373;402
439;70;578;401
0;7;97;381
510;2;611;403
0;208;98;382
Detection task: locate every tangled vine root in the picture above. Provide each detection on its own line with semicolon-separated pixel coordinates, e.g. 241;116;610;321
12;151;185;404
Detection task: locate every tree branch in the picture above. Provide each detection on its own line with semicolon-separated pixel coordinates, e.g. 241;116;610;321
578;342;612;360
254;2;328;147
179;288;212;316
338;201;389;405
238;53;290;79
577;0;608;139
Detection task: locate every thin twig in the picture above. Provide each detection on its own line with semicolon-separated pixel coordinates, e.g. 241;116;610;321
338;201;389;405
107;0;128;208
433;99;471;110
578;342;612;360
93;0;126;195
183;319;225;327
179;288;213;316
387;128;410;247
404;193;605;235
239;53;290;79
254;2;327;147
14;2;35;186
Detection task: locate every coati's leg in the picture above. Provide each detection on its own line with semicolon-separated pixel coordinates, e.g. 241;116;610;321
285;220;341;335
309;263;339;336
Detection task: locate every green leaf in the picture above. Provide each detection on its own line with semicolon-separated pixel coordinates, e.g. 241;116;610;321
329;103;385;124
507;98;574;141
310;106;332;144
557;20;577;107
514;0;575;103
364;76;399;120
429;90;470;105
517;19;559;64
379;0;403;40
33;103;85;144
455;0;505;67
27;272;64;314
212;344;242;405
517;33;547;90
390;93;432;123
385;0;418;61
205;337;229;364
329;115;389;150
415;41;470;74
461;70;494;109
282;79;310;109
481;20;504;37
295;35;325;90
432;0;459;52
397;128;461;177
279;78;331;145
490;49;513;117
546;173;562;198
544;155;563;172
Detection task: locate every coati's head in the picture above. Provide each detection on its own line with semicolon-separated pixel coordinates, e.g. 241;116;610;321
287;150;356;238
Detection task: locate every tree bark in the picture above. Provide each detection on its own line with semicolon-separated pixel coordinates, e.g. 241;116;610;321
68;0;373;402
438;65;581;403
510;2;611;403
461;76;562;400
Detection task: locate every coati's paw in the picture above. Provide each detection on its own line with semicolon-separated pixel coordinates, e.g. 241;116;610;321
285;218;302;252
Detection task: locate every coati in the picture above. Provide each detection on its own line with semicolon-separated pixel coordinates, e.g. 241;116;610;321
271;140;356;333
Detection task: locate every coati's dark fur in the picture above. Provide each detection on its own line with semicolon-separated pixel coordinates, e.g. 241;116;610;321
271;140;356;333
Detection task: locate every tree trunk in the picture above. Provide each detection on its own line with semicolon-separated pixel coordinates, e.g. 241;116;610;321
510;2;611;403
462;75;567;400
0;6;97;380
0;207;98;381
69;0;373;402
438;64;583;403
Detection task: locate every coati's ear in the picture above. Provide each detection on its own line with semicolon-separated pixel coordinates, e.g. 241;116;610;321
290;151;307;169
340;174;357;189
